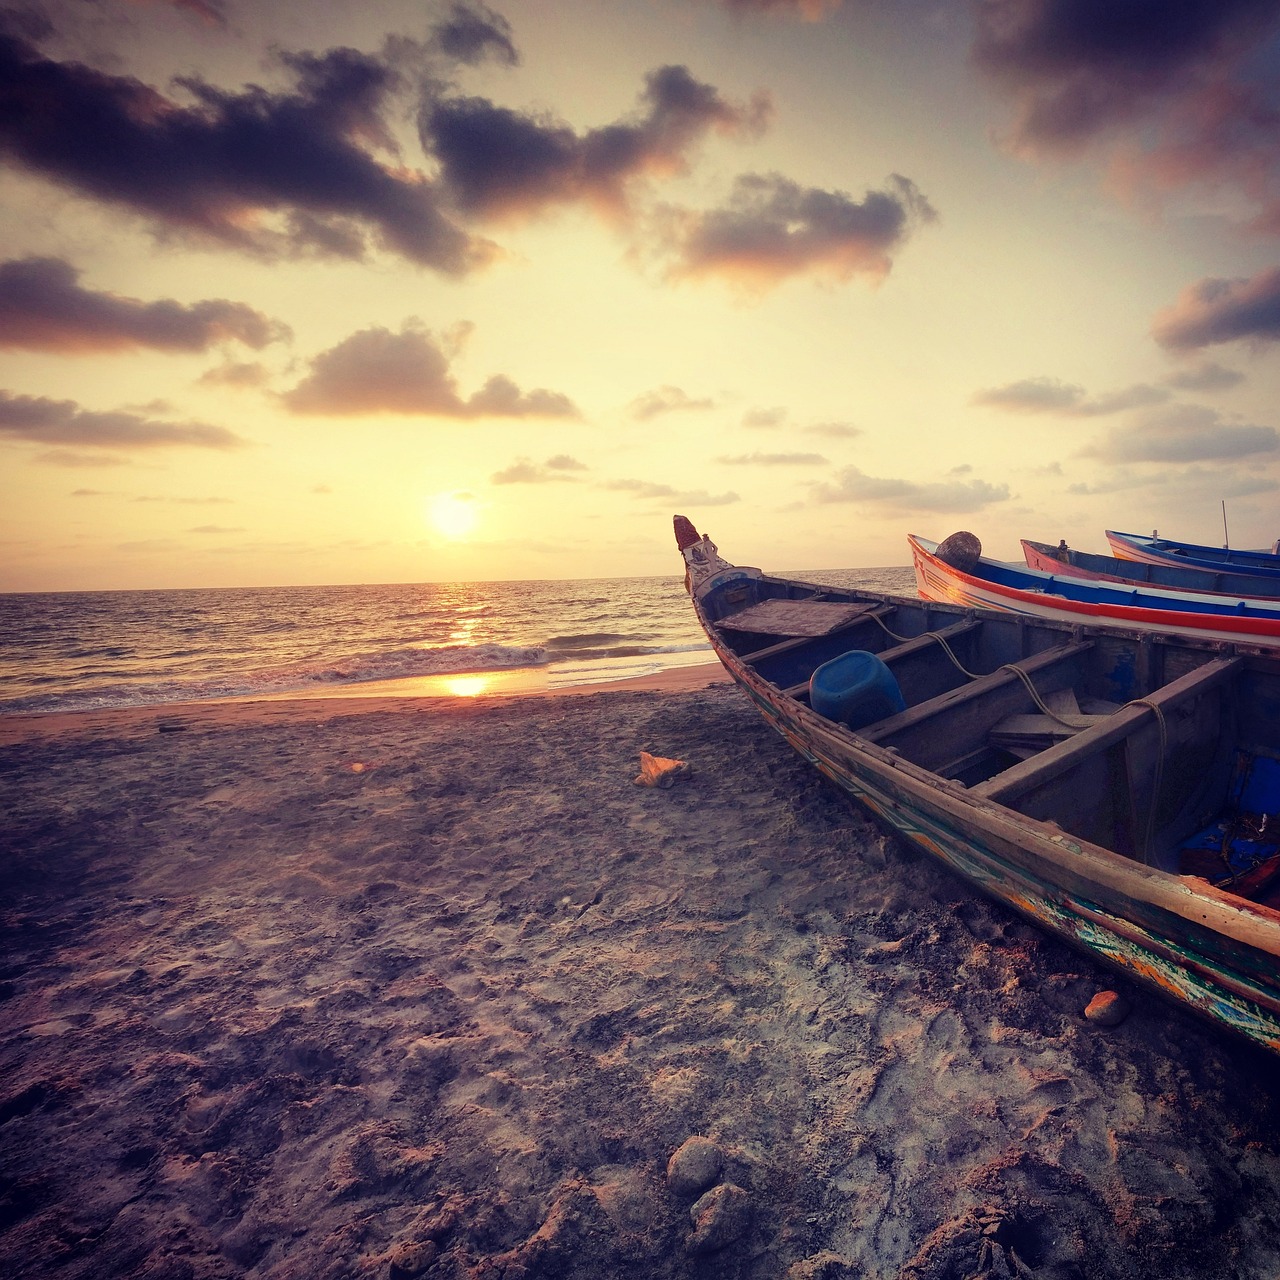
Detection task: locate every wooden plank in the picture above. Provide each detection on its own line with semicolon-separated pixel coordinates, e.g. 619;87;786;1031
973;655;1243;806
861;640;1094;745
740;605;894;667
988;712;1111;753
721;597;881;637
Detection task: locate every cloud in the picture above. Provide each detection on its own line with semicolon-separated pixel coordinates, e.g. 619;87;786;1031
970;0;1280;230
805;421;862;438
972;376;1169;416
281;323;579;418
491;454;587;484
0;390;245;449
428;2;518;67
37;450;132;468
711;0;842;17
716;451;827;465
629;385;716;420
188;524;244;533
0;256;289;354
198;360;272;388
0;33;494;272
1067;464;1278;499
1152;268;1280;350
743;406;787;428
1079;404;1278;462
812;466;1011;512
421;64;771;221
1162;361;1245;392
655;172;936;291
602;478;739;505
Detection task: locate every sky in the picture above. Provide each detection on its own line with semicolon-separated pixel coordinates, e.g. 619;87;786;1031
3;0;1280;591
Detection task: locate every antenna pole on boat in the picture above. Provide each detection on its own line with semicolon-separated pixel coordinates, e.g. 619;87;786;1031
1222;499;1230;549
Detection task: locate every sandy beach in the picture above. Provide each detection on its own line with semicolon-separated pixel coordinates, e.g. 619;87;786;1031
3;675;1279;1280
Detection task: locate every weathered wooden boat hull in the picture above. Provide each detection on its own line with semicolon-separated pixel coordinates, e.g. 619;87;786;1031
1022;538;1280;600
676;516;1280;1056
1107;529;1280;578
912;535;1280;646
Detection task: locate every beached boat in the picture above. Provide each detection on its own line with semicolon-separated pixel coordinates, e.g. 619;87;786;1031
674;515;1280;1056
911;534;1280;647
1021;538;1280;600
1107;529;1280;578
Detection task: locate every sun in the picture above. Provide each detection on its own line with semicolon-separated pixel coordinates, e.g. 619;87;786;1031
427;491;479;541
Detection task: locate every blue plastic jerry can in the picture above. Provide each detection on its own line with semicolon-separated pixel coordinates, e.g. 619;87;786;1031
809;650;906;731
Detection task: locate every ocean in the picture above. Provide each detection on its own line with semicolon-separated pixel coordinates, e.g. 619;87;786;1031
0;567;915;715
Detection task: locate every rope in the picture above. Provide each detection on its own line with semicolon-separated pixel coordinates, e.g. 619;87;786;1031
866;606;1171;860
1126;698;1169;865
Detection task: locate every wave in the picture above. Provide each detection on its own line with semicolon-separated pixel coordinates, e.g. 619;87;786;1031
0;638;709;715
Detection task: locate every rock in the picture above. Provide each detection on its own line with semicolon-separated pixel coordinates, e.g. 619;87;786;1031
666;1136;724;1197
688;1182;751;1255
934;530;982;573
786;1252;854;1280
387;1238;438;1277
1084;990;1130;1027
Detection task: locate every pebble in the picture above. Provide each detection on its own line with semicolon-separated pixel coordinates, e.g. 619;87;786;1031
387;1238;438;1277
688;1182;751;1255
1084;990;1130;1027
666;1136;725;1198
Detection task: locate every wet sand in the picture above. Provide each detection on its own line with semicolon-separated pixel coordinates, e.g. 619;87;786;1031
2;678;1279;1279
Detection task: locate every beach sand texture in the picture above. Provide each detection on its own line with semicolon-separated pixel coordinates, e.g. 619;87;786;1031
3;684;1279;1280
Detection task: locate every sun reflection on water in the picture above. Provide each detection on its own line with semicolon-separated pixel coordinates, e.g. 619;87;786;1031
443;674;490;697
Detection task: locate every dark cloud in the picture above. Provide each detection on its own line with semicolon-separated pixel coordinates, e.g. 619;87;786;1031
1079;404;1278;461
971;0;1280;229
421;64;771;221
0;33;493;271
281;323;579;418
1152;268;1280;350
0;256;289;354
128;0;231;27
657;172;936;291
716;451;827;465
0;390;245;449
629;385;716;420
491;454;586;485
812;466;1010;512
972;376;1169;415
429;2;518;67
1162;361;1245;391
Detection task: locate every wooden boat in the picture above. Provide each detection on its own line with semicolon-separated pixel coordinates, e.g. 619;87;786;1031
1107;529;1280;578
674;514;1280;1055
1021;538;1280;600
911;534;1280;646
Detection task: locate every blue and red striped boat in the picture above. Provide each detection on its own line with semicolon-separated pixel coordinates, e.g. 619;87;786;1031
912;535;1280;647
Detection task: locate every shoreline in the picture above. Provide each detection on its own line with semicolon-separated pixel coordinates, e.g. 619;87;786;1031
0;659;728;746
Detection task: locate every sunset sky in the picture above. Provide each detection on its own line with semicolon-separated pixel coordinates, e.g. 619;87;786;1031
3;0;1280;591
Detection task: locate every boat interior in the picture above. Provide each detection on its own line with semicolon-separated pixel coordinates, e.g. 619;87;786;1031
701;573;1280;909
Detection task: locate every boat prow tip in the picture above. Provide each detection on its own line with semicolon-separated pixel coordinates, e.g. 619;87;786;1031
674;514;702;550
